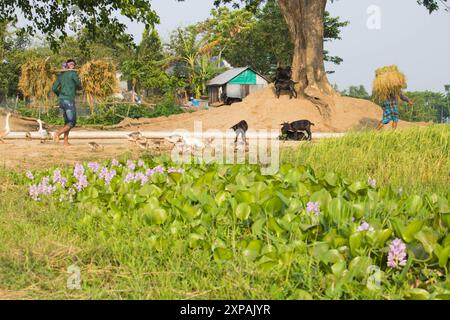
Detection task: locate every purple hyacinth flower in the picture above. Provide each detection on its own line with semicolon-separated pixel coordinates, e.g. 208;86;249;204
357;221;375;232
387;238;407;269
306;201;320;216
368;177;377;189
126;160;136;171
88;162;100;173
26;171;34;180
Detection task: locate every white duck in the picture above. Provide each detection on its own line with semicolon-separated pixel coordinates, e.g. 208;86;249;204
0;112;11;143
37;119;50;143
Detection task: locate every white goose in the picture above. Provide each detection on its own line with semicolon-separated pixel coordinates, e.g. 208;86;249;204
37;119;50;143
0;112;11;143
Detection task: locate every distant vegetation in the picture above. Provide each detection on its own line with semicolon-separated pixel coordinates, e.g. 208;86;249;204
336;85;450;123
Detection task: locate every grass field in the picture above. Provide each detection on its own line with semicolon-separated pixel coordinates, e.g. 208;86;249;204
282;125;449;195
0;126;449;300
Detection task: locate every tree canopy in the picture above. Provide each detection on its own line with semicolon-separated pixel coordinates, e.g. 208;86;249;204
221;0;348;76
0;0;160;50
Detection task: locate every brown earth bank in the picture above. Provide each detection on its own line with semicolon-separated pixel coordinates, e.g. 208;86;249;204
107;86;430;133
1;86;430;133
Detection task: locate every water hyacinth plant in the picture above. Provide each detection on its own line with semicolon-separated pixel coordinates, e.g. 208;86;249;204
23;161;450;299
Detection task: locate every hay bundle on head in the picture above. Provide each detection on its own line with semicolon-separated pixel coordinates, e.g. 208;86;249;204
18;57;56;110
79;59;119;110
373;65;407;104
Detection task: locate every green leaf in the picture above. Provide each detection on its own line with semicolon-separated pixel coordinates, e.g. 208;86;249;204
349;233;363;257
168;172;182;184
375;229;393;247
403;220;424;243
438;246;450;269
264;196;284;214
235;203;251;221
404;288;430;300
214;248;233;261
438;196;450;214
322;249;344;264
145;196;160;209
188;233;204;248
258;261;278;272
145;208;168;225
351;203;365;219
297;183;309;197
331;261;346;277
235;190;255;204
242;240;262;261
252;218;266;236
290;290;313;300
138;184;162;197
348;256;372;279
268;217;284;236
348;181;366;194
414;226;439;255
215;191;229;207
310;189;332;208
406;195;423;215
324;172;338;187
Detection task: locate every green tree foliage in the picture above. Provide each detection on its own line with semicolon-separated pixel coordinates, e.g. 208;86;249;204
221;0;349;76
340;85;371;100
167;26;224;97
0;23;31;102
121;27;181;101
0;0;159;50
400;91;450;123
196;7;256;61
212;0;448;13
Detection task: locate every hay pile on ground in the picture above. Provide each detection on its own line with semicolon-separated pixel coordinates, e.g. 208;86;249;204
79;59;119;110
372;65;407;103
18;57;56;110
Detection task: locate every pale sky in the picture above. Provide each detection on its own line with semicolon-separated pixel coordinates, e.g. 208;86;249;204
123;0;450;93
18;0;450;92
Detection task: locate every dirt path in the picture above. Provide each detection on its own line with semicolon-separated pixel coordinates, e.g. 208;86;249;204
0;138;308;171
0;140;134;171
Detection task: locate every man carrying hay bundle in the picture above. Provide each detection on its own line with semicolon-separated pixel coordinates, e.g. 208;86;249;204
52;59;82;146
373;65;413;130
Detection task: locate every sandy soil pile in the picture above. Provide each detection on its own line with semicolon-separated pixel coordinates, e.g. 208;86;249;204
1;86;429;134
111;86;429;132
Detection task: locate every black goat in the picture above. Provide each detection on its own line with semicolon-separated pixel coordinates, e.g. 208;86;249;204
275;67;292;81
275;79;298;99
231;120;249;143
274;66;297;99
280;120;314;141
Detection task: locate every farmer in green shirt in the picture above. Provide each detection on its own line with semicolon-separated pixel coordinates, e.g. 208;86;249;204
52;59;82;146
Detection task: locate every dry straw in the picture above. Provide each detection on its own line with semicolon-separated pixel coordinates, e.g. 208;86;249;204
373;65;407;103
18;57;56;110
79;59;120;111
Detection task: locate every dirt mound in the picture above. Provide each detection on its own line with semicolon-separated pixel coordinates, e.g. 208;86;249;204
112;86;428;133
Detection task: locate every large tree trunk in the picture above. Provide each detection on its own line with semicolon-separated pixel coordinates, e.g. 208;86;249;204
278;0;335;118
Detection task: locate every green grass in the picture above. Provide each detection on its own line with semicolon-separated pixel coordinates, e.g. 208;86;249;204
0;125;449;300
282;125;450;195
